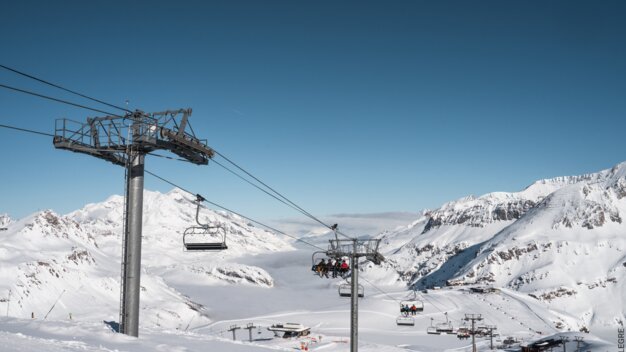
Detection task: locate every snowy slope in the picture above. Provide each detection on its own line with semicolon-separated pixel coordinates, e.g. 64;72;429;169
449;169;626;330
379;161;626;332
0;189;294;332
377;175;576;288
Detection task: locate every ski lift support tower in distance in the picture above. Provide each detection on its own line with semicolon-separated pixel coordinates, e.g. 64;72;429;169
53;108;214;337
325;226;384;352
183;194;228;251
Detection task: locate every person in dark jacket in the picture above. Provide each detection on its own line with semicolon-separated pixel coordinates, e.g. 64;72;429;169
317;259;328;278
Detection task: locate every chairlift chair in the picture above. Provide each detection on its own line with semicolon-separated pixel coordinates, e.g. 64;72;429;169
435;313;454;334
311;251;329;276
338;283;364;297
396;316;415;326
183;195;228;251
427;317;440;334
436;323;454;334
400;300;424;313
427;326;441;335
457;327;471;339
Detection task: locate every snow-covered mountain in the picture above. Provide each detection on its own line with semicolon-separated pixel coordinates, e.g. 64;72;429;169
2;163;625;347
378;162;626;331
0;189;294;329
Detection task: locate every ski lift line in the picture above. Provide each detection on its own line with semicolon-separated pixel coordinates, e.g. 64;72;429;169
0;123;54;137
210;158;305;214
359;277;402;304
212;149;353;240
0;64;132;113
200;197;325;252
147;147;353;240
419;292;448;314
143;169;327;251
0;83;123;117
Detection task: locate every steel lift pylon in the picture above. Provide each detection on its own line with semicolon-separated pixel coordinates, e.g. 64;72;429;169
54;108;214;337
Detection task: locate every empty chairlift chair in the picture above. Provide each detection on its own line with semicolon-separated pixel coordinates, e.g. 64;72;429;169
435;312;454;334
396;315;415;326
183;195;228;251
427;317;440;334
338;283;364;297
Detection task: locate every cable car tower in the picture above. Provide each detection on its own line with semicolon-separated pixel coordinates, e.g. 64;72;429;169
325;234;384;352
53;109;214;337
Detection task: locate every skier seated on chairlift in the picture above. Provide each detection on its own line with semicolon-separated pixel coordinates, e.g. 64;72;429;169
340;259;349;274
410;304;418;316
400;304;410;317
327;259;338;278
317;259;329;278
333;259;341;277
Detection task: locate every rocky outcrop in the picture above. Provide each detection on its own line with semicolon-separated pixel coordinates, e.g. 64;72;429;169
424;198;536;232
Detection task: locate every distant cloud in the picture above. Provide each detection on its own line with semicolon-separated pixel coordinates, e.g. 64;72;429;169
331;212;420;220
231;108;245;116
269;211;422;238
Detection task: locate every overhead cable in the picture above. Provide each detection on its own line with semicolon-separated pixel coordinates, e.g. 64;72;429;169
144;169;326;251
0;83;122;117
0;63;132;113
0;123;54;137
212;149;353;240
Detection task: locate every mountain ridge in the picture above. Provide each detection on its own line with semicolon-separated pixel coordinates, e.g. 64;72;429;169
377;161;626;330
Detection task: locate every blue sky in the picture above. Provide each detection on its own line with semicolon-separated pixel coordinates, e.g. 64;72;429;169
1;1;625;223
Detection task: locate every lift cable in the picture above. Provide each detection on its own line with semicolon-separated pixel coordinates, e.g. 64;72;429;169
144;169;326;251
0;64;132;113
211;158;307;214
150;151;318;218
0;123;54;137
358;276;402;303
212;149;353;240
0;83;122;117
418;290;448;314
151;146;354;238
357;262;449;315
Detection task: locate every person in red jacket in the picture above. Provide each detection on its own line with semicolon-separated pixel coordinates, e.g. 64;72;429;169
340;259;349;274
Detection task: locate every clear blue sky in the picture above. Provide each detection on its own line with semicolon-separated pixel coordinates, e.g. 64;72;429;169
1;1;625;222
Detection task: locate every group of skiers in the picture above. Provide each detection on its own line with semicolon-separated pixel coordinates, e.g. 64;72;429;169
313;258;350;278
400;304;419;316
